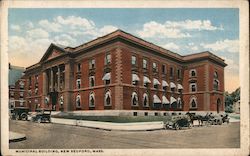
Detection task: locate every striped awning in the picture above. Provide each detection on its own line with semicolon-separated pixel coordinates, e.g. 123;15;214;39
102;73;111;80
170;96;177;104
162;96;170;104
170;82;176;88
162;80;169;87
153;95;161;103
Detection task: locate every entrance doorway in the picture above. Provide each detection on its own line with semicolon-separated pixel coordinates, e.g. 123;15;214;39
50;91;58;111
217;98;221;113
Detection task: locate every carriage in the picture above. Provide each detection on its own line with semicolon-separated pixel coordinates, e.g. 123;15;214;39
10;107;30;120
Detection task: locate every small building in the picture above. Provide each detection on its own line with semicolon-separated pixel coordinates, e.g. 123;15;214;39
233;100;240;114
9;64;27;108
12;30;227;115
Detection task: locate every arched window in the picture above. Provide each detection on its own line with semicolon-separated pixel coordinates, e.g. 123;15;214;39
131;92;138;106
143;93;149;107
190;96;197;108
76;94;81;108
89;76;95;87
214;71;218;79
105;90;111;106
76;79;81;89
89;92;95;107
190;83;197;92
189;69;197;77
213;79;219;91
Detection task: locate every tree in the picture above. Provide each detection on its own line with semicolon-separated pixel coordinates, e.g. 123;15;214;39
224;87;240;113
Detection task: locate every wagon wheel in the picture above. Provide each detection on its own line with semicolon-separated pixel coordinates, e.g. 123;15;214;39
37;118;41;123
20;113;28;121
174;123;180;130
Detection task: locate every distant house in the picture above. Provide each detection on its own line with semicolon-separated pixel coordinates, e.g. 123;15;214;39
233;100;240;114
9;63;26;108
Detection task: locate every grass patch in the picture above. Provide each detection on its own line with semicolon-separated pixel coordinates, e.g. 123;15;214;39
52;112;171;123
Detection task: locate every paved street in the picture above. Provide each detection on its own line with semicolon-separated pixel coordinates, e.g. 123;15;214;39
9;120;240;149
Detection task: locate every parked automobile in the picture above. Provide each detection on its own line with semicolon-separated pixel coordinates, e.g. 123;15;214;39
165;113;192;130
31;109;51;123
10;107;30;120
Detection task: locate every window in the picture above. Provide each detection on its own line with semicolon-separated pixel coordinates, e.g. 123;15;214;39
35;88;38;95
19;81;24;89
143;59;148;69
177;69;181;79
131;92;138;106
133;112;138;116
89;76;95;87
162;64;166;74
143;93;149;107
35;75;39;83
76;94;81;108
59;95;64;106
190;69;196;77
28;90;32;96
152;62;158;72
214;79;219;91
177;97;182;108
190;83;197;92
102;72;111;85
77;63;81;72
105;90;111;106
10;92;14;97
20;92;24;98
76;79;81;89
144;112;148;116
89;92;95;107
131;56;137;65
105;53;111;65
28;77;32;86
214;71;218;79
190;96;197;108
132;74;139;85
170;67;174;77
153;78;160;89
89;59;95;69
143;76;151;87
154;112;159;116
163;112;167;116
20;101;23;106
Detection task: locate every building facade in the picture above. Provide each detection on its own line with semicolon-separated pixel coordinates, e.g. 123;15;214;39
20;30;227;115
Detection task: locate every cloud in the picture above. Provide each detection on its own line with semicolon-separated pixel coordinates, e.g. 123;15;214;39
99;25;118;35
55;16;95;30
27;28;49;39
54;34;76;46
165;20;223;31
38;19;62;32
137;21;191;38
26;22;34;29
200;39;239;53
10;24;21;32
161;42;180;51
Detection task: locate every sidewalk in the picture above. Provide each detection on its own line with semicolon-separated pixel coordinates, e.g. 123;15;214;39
9;131;26;142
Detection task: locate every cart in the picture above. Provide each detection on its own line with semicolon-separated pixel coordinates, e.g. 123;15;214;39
10;107;30;120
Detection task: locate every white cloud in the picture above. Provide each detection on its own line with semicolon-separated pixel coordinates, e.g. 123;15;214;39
10;24;21;32
55;16;95;30
26;22;34;29
54;34;76;46
38;19;62;32
161;42;180;51
27;28;49;39
165;20;223;31
99;25;118;35
137;21;191;39
200;39;239;53
8;36;29;53
191;46;199;51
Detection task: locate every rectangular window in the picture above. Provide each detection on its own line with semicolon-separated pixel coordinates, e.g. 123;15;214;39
76;79;81;89
170;67;174;77
131;55;137;65
177;69;181;79
89;76;95;87
105;53;111;65
153;62;158;72
143;59;148;69
89;59;95;69
144;112;148;116
154;112;159;116
162;65;166;74
133;112;138;116
190;83;197;92
77;63;81;72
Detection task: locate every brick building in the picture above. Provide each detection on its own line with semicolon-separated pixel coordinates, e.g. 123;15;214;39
9;64;27;108
21;30;227;115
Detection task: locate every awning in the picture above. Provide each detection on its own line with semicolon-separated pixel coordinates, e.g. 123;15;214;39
153;95;161;103
170;82;176;88
162;80;169;87
170;96;177;104
132;74;140;82
153;78;161;85
177;84;183;90
143;76;151;84
177;97;182;102
102;73;111;80
162;95;170;104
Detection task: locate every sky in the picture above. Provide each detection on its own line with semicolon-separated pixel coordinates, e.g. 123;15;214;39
8;8;239;93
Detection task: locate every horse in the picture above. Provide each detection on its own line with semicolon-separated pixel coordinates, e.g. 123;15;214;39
186;112;203;126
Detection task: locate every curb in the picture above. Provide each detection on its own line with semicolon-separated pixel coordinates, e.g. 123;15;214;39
9;131;26;143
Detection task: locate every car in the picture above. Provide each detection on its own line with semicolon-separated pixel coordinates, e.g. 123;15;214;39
31;109;52;123
10;107;30;120
165;113;192;130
